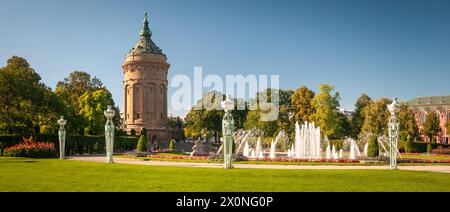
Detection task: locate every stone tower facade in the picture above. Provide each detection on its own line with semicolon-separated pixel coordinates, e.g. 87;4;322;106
122;12;171;143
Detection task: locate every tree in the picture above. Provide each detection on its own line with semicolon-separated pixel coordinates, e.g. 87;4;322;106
361;98;391;137
0;56;63;134
427;143;432;154
136;128;148;153
404;137;413;153
310;84;346;139
55;71;104;134
367;135;379;157
78;89;118;135
244;89;294;138
291;86;315;124
397;103;419;141
169;139;176;152
423;112;440;143
334;112;352;139
184;91;225;139
351;94;372;139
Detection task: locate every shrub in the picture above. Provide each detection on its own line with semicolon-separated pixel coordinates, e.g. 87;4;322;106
130;129;136;136
427;143;432;154
367;135;379;157
136;128;148;153
405;138;413;153
169;139;175;152
4;136;56;158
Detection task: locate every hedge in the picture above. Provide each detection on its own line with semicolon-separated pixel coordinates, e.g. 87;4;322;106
0;134;138;156
398;140;450;153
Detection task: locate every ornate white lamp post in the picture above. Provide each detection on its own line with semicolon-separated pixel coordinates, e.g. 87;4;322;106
387;98;400;170
221;95;235;169
104;105;115;163
57;116;67;159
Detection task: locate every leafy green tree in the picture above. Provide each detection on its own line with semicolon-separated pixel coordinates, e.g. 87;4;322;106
398;103;419;141
361;98;391;137
244;89;294;138
310;84;346;139
423;112;440;143
334;112;352;139
55;71;104;134
0;56;63;134
291;86;315;124
78;89;117;135
367;135;379;157
404;137;413;153
351;93;372;139
184;91;225;139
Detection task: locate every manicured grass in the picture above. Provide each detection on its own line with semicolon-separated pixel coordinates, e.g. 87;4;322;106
1;157;450;192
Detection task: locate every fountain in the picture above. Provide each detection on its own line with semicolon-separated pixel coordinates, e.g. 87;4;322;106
339;149;344;159
326;143;331;159
347;138;362;160
332;145;338;159
243;142;250;157
293;121;321;159
363;143;369;157
256;137;263;159
269;140;276;159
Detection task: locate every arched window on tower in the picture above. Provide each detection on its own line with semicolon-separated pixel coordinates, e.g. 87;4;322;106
421;113;427;125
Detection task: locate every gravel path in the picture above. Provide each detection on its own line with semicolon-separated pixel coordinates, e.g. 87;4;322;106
68;156;450;173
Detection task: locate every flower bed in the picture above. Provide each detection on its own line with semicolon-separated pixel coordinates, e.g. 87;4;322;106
399;159;450;163
431;148;450;155
402;153;450;158
146;154;209;161
4;141;56;158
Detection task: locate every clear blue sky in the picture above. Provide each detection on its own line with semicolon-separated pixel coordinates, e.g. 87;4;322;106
1;0;449;117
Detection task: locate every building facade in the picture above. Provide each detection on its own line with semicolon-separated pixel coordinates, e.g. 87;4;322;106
122;13;183;144
407;96;450;144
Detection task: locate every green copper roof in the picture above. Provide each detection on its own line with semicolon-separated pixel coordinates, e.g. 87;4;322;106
407;95;450;107
129;11;164;56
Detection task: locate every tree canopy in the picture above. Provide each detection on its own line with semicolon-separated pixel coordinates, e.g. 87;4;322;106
310;84;348;139
361;98;391;136
351;93;372;139
422;112;440;142
291;86;315;124
0;56;63;134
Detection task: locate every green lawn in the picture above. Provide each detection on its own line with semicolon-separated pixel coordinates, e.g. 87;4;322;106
1;157;449;192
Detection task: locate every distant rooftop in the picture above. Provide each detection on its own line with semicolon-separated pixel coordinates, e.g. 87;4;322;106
407;95;450;107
